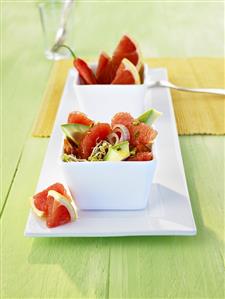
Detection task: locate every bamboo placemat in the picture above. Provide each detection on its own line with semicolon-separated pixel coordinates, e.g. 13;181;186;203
32;58;225;137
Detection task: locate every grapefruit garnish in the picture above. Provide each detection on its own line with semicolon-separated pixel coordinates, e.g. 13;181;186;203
46;190;77;228
96;52;112;84
68;111;94;126
59;45;97;85
111;58;140;84
79;123;112;159
127;152;153;161
31;183;78;228
111;35;143;80
32;183;70;217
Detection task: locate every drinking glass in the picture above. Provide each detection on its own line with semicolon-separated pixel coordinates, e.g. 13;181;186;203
38;0;75;60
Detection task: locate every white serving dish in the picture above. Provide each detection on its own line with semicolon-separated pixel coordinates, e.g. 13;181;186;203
24;67;196;237
73;63;148;122
60;159;156;210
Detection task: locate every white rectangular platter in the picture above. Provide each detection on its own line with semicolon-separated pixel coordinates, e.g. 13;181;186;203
25;67;196;237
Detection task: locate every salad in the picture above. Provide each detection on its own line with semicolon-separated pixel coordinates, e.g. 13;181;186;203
31;109;161;228
61;109;161;162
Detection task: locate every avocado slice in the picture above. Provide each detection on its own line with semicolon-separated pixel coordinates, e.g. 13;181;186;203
104;141;130;161
138;108;162;126
61;123;90;145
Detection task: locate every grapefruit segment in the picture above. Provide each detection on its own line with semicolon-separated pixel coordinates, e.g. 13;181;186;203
127;152;153;161
111;58;140;85
96;52;112;84
48;190;77;221
46;196;71;228
79;123;112;159
111;112;134;128
113;50;142;72
129;122;157;147
111;35;143;80
111;111;157;147
74;58;97;85
31;183;78;228
32;183;69;216
114;35;137;53
68;111;94;126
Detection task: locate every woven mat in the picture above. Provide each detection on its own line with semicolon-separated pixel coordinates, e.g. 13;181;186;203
32;58;225;137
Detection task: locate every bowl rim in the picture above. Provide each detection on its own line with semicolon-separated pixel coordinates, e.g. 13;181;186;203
73;63;148;87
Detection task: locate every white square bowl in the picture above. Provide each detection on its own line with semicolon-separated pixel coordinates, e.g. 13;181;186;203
73;63;148;122
60;157;156;210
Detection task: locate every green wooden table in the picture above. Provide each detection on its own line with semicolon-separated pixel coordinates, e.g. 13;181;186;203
1;2;224;298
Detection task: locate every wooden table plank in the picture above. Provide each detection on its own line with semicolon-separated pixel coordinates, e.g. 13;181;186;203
1;136;224;298
108;136;224;299
1;137;110;299
1;2;52;212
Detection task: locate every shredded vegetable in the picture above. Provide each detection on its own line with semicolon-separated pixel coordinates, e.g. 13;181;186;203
88;140;111;161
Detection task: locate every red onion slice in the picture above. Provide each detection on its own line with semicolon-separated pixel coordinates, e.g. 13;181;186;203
112;124;130;142
107;132;120;145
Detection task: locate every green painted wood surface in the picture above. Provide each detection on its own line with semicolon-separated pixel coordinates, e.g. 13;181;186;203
1;2;53;212
1;136;224;298
1;2;224;299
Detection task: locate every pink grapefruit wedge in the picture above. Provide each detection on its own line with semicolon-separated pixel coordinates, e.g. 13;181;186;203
111;58;140;85
96;52;112;84
111;35;143;81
